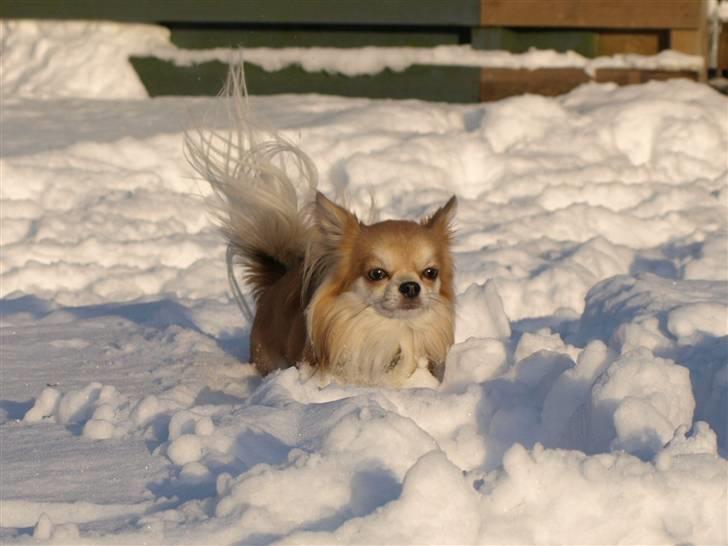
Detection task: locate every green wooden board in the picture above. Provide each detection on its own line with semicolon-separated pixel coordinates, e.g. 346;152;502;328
129;57;481;103
1;0;480;26
471;27;598;57
169;26;464;49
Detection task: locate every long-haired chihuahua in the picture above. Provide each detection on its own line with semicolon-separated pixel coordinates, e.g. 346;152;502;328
186;69;456;387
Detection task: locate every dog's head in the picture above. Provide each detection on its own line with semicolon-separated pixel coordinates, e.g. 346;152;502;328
313;192;456;318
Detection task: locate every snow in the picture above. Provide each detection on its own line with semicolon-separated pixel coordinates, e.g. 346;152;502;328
1;20;170;99
714;0;728;22
156;44;703;79
2;19;727;545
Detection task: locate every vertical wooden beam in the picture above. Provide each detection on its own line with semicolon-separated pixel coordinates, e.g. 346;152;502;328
669;0;708;80
718;23;728;72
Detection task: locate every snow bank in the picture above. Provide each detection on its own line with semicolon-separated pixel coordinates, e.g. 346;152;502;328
4;81;725;320
1;20;170;99
1;20;727;546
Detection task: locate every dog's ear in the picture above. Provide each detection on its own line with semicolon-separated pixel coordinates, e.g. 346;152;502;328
422;195;457;237
314;192;360;246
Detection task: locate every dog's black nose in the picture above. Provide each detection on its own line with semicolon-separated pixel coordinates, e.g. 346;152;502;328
399;281;421;298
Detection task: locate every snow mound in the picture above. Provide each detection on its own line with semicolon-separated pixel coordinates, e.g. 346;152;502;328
1;20;171;99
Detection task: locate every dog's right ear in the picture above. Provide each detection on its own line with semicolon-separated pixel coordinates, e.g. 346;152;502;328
314;192;360;246
422;195;457;239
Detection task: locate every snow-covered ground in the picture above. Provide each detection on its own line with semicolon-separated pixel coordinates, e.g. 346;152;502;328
1;20;727;545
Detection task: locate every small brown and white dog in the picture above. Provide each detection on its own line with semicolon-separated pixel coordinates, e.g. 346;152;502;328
187;70;456;387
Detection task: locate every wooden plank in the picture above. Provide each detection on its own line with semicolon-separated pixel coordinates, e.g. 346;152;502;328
719;23;728;71
595;68;699;84
479;68;590;101
129;57;482;103
1;0;480;26
471;27;597;57
481;0;703;29
170;27;463;50
669;1;708;80
670;29;703;55
597;31;663;56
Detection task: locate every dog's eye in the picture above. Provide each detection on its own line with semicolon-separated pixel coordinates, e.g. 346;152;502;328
367;268;388;281
422;267;439;280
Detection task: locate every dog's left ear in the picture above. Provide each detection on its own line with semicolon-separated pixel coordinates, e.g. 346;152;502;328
422;195;457;237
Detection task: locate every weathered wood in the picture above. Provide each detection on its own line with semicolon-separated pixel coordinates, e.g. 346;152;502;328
594;68;699;85
170;26;463;50
481;0;703;29
1;0;481;26
471;27;597;56
130;57;482;103
479;68;590;101
669;1;708;80
479;66;701;102
719;23;728;71
597;31;663;56
670;29;703;55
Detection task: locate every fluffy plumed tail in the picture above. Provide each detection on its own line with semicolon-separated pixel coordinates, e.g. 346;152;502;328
185;66;318;316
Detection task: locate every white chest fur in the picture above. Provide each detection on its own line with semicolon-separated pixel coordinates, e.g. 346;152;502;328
306;291;452;387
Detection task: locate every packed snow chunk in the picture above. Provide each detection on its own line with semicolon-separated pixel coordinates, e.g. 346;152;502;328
512;351;575;399
540;340;612;449
683;230;728;281
168;410;201;440
479;94;569;153
610;101;691;166
480;444;727;545
375;386;488;470
131;395;162;427
667;302;728;342
442;337;508;391
179;460;212;482
214;452;361;540
51;522;81;542
167;434;203;466
579;273;728;352
55;382;104;425
455;280;511;342
195;416;215;436
32;512;80;541
611;397;678;457
659;421;719;460
281;450;480;546
493;237;635;320
33;512;54;540
577;84;728;177
320;408;439;479
82;418;115;440
590;348;695;456
23;387;61;423
513;329;575;363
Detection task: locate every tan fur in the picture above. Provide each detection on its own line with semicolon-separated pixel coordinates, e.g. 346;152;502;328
186;68;457;386
247;195;457;386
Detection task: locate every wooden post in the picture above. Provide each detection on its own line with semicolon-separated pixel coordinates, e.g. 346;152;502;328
668;0;708;81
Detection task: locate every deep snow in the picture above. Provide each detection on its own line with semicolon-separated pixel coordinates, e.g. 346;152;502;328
1;20;727;545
